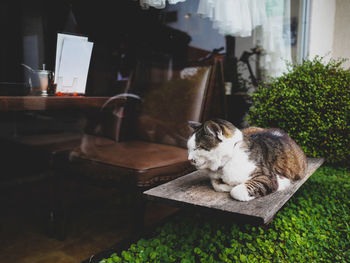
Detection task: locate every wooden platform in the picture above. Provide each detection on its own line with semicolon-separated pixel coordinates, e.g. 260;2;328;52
144;158;324;224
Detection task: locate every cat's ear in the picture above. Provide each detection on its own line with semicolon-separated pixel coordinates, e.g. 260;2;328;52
204;121;223;140
188;121;201;130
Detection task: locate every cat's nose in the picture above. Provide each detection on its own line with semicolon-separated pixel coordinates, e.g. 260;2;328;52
189;158;196;164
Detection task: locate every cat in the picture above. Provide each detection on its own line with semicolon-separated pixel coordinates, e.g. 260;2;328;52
187;119;307;201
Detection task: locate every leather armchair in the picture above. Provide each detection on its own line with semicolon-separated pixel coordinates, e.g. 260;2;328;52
69;55;227;188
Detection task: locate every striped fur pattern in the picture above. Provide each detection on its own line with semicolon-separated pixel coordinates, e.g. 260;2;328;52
187;119;307;201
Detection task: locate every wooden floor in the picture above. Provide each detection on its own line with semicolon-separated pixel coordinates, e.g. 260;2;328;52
0;178;178;263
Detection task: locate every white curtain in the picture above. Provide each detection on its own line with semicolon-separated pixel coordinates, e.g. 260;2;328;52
253;0;291;78
198;0;291;78
139;0;292;78
140;0;186;9
197;0;266;38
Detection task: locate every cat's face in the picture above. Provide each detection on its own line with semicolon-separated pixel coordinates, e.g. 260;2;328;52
187;119;239;171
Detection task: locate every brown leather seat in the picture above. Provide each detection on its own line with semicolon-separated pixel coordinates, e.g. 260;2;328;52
71;139;192;187
68;55;226;189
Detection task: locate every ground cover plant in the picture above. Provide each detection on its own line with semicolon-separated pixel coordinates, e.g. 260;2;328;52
247;57;350;165
100;166;349;263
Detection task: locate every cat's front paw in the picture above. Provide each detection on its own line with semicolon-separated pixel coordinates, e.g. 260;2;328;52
211;179;232;192
230;184;255;201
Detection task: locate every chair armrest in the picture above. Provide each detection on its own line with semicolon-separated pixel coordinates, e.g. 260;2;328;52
83;93;142;142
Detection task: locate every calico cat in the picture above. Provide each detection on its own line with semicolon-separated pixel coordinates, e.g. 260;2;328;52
187;119;307;201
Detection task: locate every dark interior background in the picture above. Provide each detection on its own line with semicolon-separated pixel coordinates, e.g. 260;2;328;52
0;0;192;96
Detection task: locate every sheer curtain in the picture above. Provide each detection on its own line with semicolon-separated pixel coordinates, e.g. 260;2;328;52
197;0;291;78
197;0;266;38
253;0;291;78
138;0;292;78
139;0;186;9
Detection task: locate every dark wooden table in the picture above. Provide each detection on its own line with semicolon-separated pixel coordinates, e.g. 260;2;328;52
0;95;126;171
0;96;125;112
144;158;325;224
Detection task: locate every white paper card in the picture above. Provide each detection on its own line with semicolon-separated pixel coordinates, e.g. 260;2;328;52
55;34;93;94
54;33;88;84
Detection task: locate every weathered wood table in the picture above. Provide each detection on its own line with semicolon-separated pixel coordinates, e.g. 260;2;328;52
144;158;324;224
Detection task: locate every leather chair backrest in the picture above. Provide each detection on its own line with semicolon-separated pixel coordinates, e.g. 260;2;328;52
133;65;211;148
125;56;226;148
84;55;226;148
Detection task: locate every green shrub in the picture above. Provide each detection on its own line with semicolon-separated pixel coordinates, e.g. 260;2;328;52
100;166;349;263
247;57;350;165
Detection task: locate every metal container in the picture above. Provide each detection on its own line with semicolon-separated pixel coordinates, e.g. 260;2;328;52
22;64;54;96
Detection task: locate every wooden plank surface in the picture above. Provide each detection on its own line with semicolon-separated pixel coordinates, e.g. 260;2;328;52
144;158;324;224
0;96;125;111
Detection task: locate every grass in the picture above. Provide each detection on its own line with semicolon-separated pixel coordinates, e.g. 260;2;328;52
100;166;350;263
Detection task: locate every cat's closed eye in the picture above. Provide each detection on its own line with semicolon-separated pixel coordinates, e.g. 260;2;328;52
198;145;210;151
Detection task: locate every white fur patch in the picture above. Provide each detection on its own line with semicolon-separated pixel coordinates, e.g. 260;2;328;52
187;133;222;170
277;176;291;191
221;139;256;186
187;134;208;169
271;130;283;137
211;179;232;192
230;184;255;201
187;129;257;186
187;134;196;151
